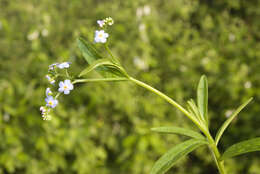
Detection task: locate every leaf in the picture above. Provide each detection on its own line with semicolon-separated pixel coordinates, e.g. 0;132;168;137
77;37;102;64
187;99;204;123
150;139;207;174
151;126;205;140
221;137;260;160
197;75;208;126
78;58;113;77
72;77;129;84
78;58;129;78
77;37;129;78
215;97;253;145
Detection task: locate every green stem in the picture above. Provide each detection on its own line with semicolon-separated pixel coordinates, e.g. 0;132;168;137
129;77;226;174
206;134;226;174
129;77;206;132
65;69;70;78
105;44;117;63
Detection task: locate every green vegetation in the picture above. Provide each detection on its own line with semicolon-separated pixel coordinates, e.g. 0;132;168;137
0;0;259;173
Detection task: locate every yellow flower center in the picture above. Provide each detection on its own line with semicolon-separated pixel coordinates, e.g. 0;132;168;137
64;85;68;89
98;33;103;38
48;101;53;106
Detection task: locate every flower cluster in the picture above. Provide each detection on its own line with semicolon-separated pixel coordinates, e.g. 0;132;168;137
94;17;114;44
40;61;74;120
97;17;114;28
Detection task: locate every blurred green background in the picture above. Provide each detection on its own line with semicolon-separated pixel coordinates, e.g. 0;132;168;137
0;0;260;173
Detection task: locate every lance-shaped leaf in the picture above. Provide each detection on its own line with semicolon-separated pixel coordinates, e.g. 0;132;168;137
221;137;260;160
77;37;129;78
187;99;204;124
215;97;253;145
78;58;129;78
151;126;205;140
150;139;208;174
197;75;208;127
77;37;102;64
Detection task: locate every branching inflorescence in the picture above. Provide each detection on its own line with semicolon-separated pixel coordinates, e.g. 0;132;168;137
40;17;260;174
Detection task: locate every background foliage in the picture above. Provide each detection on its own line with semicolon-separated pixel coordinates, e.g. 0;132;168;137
0;0;259;173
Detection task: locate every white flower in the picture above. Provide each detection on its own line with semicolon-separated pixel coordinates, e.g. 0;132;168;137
97;20;105;27
58;79;74;95
46;88;52;96
143;5;151;15
45;75;55;84
57;62;71;69
41;29;49;37
27;30;39;41
244;81;252;89
45;96;58;108
3;113;10;122
94;30;109;43
225;110;233;118
136;8;143;19
133;57;148;70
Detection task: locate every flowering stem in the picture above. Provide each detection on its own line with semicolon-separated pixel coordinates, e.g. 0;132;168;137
105;44;117;63
65;69;70;78
129;76;226;174
55;92;61;99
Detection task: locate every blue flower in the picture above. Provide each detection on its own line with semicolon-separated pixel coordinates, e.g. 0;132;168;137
48;63;59;70
46;87;52;96
97;20;105;27
57;62;71;69
45;75;55;84
45;96;58;108
94;30;109;43
58;79;74;95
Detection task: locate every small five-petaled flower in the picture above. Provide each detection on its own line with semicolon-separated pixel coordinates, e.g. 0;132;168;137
94;30;109;43
45;96;58;108
58;79;74;95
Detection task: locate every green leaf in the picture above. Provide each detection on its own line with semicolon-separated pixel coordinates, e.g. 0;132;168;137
197;75;208;126
73;77;129;84
221;137;260;160
151;126;205;140
215;97;253;145
78;58;113;77
78;58;129;78
150;139;207;174
187;99;204;123
77;37;129;78
77;37;102;64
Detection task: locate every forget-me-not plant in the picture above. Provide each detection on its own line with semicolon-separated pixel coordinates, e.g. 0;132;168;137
40;17;260;174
